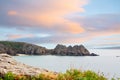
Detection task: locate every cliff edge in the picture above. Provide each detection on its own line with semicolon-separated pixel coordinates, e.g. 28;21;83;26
0;41;98;56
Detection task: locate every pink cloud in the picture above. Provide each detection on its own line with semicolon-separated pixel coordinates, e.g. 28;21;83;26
8;11;17;16
6;0;88;34
7;34;34;40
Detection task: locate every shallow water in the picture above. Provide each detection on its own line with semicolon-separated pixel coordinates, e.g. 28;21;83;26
14;49;120;78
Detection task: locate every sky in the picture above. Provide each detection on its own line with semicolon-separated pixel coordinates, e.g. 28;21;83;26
0;0;120;49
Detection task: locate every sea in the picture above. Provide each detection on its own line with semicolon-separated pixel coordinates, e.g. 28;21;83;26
14;49;120;79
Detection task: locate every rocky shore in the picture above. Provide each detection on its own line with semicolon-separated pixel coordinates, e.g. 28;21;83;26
0;54;57;78
0;54;109;80
0;41;98;56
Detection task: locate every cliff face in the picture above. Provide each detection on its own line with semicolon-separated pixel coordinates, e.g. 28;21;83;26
0;41;98;56
0;41;47;56
52;44;90;56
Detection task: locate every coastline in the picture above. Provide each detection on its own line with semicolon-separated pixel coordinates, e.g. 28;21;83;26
0;41;98;56
0;53;119;80
16;54;28;56
0;54;57;78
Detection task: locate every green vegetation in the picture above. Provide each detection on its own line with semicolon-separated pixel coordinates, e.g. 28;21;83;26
0;69;119;80
0;41;24;49
4;72;15;80
56;69;107;80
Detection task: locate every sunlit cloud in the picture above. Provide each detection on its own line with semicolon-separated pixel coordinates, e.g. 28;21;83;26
0;0;88;34
7;34;34;40
7;11;17;16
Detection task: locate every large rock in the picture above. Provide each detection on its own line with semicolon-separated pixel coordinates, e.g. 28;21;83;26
53;44;67;55
0;54;55;77
52;44;92;56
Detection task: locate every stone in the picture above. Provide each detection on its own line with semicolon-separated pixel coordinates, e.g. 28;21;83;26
0;54;55;77
90;53;99;56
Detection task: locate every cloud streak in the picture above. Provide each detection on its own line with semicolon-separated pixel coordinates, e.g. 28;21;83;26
0;0;88;34
6;34;34;40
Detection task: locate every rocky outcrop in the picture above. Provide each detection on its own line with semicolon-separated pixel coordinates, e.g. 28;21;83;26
0;41;47;56
53;44;67;55
90;53;99;56
0;41;98;56
52;44;92;56
0;54;56;77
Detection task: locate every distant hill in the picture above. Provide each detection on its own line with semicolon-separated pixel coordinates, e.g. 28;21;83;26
0;41;47;55
0;41;98;56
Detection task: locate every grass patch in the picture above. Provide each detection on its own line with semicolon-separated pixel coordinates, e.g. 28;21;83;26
0;69;119;80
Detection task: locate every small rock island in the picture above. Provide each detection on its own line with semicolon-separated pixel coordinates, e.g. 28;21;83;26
0;41;98;56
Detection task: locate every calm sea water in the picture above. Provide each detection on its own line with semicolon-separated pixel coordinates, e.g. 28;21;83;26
14;49;120;78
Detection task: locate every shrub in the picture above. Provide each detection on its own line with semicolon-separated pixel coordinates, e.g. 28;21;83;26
56;69;107;80
1;69;119;80
4;72;16;80
0;78;3;80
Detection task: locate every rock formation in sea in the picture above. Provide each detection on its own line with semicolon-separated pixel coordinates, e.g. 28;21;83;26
0;54;56;77
52;44;91;56
0;41;98;56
